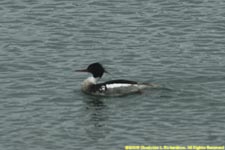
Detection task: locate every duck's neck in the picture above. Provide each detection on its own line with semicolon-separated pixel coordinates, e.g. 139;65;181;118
85;76;98;84
81;77;99;92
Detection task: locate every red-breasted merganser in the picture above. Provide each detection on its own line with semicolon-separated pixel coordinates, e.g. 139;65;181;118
76;62;157;96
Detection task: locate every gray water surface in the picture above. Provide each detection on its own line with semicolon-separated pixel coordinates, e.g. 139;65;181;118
1;0;225;149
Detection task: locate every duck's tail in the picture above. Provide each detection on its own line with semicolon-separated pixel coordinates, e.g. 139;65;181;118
141;82;161;88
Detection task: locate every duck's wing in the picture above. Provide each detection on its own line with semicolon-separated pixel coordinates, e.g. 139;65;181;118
87;80;146;96
90;80;137;93
104;79;137;85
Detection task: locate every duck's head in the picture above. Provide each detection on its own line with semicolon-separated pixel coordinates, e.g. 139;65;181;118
76;62;108;78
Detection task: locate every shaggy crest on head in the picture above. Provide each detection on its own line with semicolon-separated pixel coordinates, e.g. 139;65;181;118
86;62;106;78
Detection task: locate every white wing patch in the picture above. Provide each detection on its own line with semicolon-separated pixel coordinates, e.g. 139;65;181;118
106;83;133;89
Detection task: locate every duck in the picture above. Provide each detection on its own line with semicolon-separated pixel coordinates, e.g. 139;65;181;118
76;62;157;96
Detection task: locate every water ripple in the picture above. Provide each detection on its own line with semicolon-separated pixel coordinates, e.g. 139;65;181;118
1;0;225;149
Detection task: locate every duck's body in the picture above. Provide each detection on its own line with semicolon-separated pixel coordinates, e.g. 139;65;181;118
81;77;150;96
77;63;155;96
